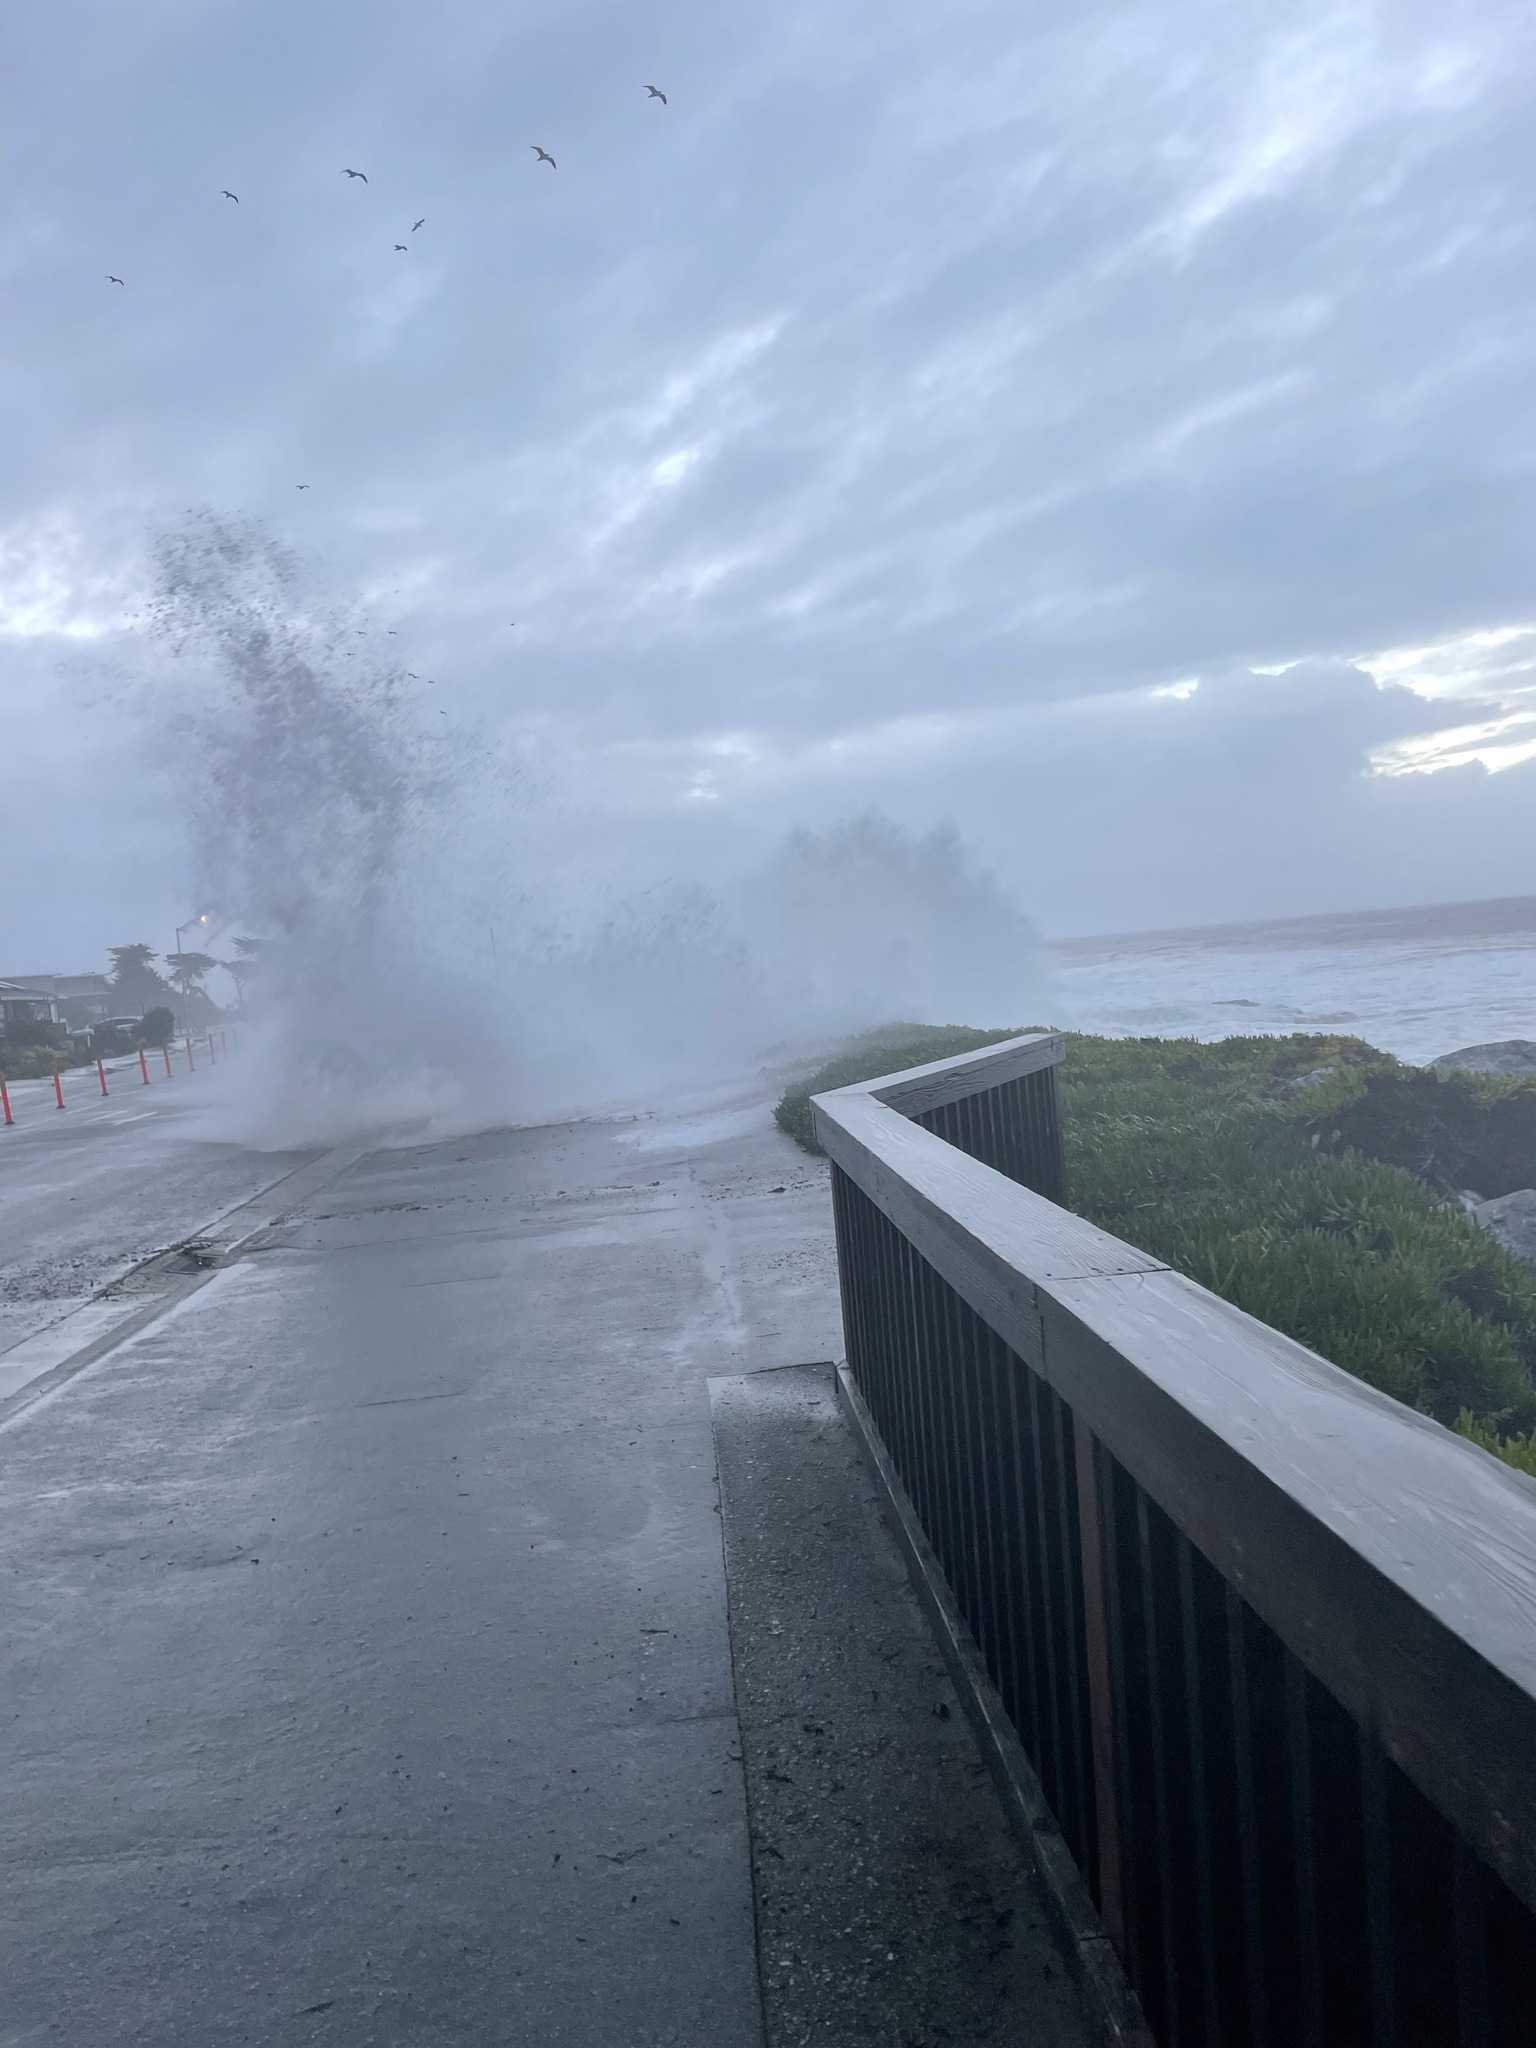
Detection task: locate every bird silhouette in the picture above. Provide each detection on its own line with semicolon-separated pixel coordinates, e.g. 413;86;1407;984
295;483;310;490
645;85;668;103
531;146;556;169
412;217;426;232
394;242;408;251
222;189;239;203
387;629;398;635
342;167;368;182
106;274;124;286
407;671;421;680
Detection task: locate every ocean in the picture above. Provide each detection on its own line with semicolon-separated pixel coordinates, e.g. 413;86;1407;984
1048;895;1536;1067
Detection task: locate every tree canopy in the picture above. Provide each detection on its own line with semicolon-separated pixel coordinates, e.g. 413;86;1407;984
165;950;218;997
107;943;173;1010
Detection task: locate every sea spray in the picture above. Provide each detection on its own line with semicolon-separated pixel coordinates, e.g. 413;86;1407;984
146;515;1050;1146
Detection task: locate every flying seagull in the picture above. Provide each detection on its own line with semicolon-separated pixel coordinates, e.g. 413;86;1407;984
394;242;408;251
531;145;556;169
342;167;368;182
645;85;668;103
106;274;124;286
387;629;398;635
295;483;310;490
407;671;421;680
412;217;426;232
222;189;239;203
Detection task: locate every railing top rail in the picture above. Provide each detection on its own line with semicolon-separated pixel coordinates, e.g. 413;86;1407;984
813;1073;1536;1915
819;1029;1063;1119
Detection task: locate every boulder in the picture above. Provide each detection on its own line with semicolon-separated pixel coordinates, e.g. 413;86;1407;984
1471;1189;1536;1267
1431;1040;1536;1079
1277;1065;1339;1098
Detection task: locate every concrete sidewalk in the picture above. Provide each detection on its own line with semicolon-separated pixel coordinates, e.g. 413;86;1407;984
1;1083;1091;2045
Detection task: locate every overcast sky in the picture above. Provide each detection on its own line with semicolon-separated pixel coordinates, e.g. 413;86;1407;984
3;0;1536;969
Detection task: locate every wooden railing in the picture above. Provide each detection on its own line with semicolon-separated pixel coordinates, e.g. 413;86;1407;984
815;1033;1536;2048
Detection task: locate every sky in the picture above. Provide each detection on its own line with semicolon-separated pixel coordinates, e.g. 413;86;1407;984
3;0;1536;974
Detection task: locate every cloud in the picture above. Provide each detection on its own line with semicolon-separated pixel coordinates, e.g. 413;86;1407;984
3;0;1536;966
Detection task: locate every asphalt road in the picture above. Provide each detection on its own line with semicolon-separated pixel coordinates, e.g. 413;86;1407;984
0;1055;314;1356
1;1089;828;2045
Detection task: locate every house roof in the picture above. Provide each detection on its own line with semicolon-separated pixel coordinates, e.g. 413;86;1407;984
0;973;111;995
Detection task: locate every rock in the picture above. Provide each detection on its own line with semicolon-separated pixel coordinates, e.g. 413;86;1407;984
1278;1065;1338;1097
1431;1040;1536;1079
1470;1189;1536;1266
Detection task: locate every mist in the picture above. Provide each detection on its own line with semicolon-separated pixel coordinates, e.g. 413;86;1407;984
146;516;1049;1148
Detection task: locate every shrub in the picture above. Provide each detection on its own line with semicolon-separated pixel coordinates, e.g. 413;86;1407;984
2;1018;64;1050
0;1043;94;1081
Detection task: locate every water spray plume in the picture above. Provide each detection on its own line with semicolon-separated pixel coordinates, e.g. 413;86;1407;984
147;513;1049;1148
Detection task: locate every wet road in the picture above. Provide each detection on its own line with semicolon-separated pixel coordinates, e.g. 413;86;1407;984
0;1088;841;2045
0;1056;314;1356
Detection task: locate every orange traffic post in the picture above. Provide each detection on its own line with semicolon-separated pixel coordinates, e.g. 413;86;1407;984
186;1037;196;1072
53;1067;65;1110
1;1077;12;1127
97;1057;109;1097
162;1045;174;1079
139;1046;152;1086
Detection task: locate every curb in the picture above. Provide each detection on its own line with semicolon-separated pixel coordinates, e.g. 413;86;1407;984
0;1142;370;1430
835;1361;1155;2048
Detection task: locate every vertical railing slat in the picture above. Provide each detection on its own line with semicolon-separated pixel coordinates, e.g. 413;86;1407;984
1452;1842;1489;2048
1285;1658;1326;2048
1134;1489;1182;2046
1360;1727;1398;2048
1178;1533;1222;2048
1225;1587;1270;2048
1026;1367;1069;1840
1074;1426;1125;1945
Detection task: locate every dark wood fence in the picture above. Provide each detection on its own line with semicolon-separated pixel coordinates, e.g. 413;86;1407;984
815;1033;1536;2048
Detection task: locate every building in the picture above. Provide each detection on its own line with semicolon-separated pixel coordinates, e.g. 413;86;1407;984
0;981;62;1037
0;974;115;1031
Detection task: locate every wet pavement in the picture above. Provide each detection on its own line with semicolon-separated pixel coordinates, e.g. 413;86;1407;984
713;1364;1089;2047
1;1081;1091;2046
0;1058;314;1356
